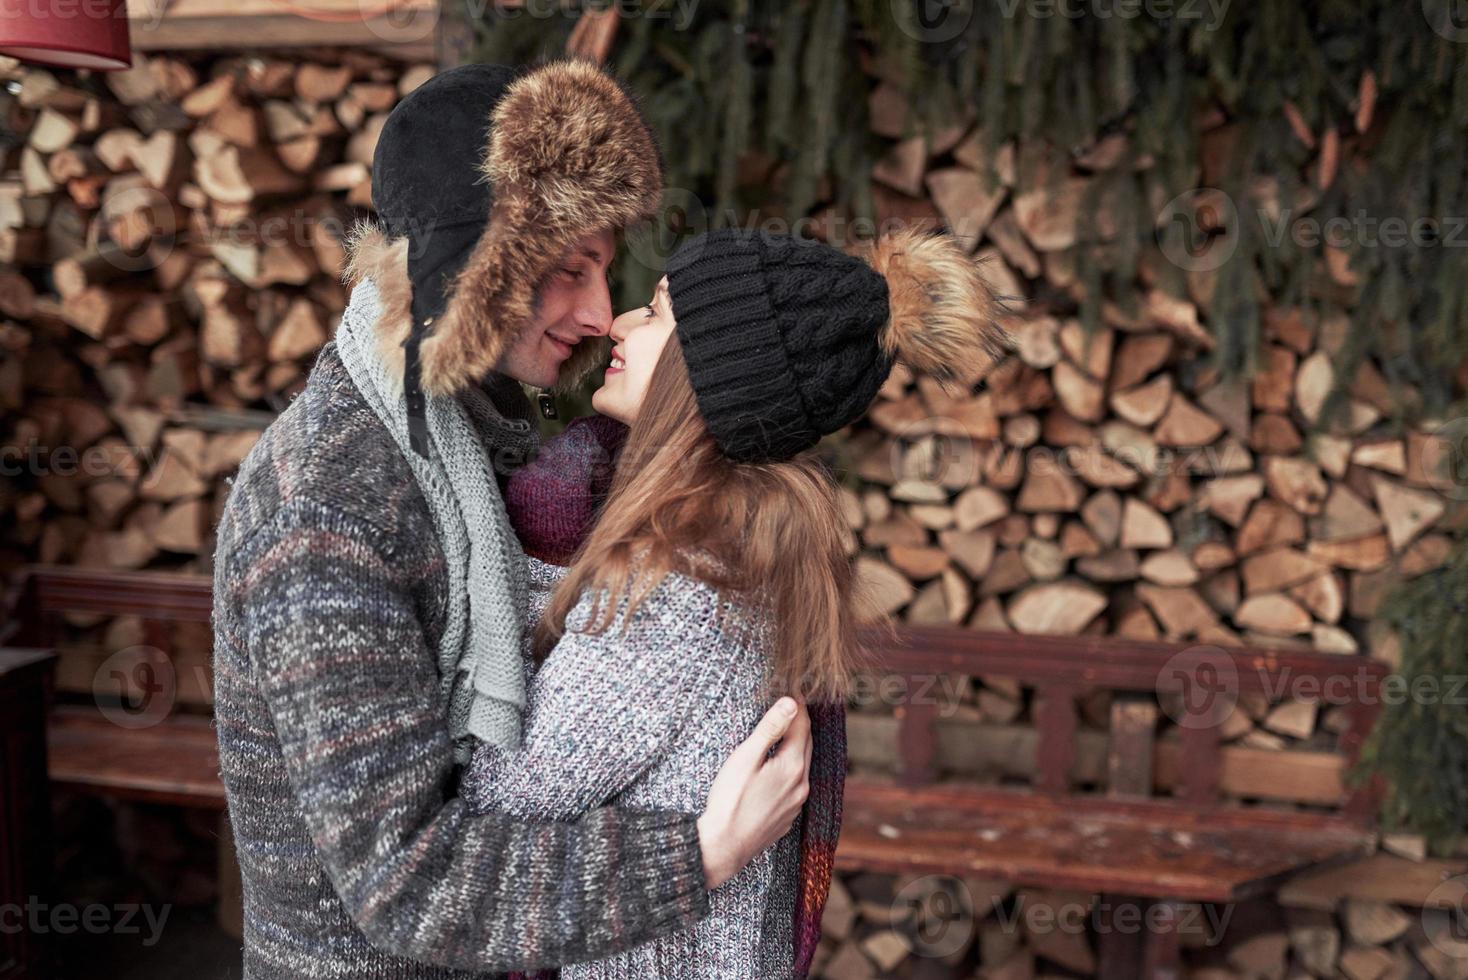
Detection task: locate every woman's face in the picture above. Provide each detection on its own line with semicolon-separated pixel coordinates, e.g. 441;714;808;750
591;277;677;424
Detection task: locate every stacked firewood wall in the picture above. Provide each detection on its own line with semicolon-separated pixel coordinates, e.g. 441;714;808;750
0;50;433;573
3;49;1467;980
809;865;1468;979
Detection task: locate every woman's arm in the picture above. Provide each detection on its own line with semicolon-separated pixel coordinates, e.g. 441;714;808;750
463;573;742;821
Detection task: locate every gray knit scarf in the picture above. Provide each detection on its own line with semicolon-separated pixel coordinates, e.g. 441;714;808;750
335;277;531;764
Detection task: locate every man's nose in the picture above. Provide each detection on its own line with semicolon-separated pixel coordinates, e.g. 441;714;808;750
577;278;615;337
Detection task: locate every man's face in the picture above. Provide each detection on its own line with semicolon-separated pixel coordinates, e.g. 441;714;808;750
495;229;616;389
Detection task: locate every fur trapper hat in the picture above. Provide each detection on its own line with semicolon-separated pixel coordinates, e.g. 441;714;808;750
344;59;664;413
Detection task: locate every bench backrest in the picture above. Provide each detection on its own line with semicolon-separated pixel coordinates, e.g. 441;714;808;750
8;566;213;629
7;566;1386;824
4;566;214;717
863;624;1387;823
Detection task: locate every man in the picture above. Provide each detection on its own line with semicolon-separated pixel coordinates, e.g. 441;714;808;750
212;60;811;978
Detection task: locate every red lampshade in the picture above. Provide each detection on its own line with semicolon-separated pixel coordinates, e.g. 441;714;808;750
0;0;132;70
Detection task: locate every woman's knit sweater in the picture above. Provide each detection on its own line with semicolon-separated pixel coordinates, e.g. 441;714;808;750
460;558;800;979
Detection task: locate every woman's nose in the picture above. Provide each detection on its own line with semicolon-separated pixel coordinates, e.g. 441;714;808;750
608;309;637;343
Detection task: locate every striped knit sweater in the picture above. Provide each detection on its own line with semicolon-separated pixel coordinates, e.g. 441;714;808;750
211;342;710;979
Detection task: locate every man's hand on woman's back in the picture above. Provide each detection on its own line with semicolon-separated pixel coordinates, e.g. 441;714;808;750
697;697;813;889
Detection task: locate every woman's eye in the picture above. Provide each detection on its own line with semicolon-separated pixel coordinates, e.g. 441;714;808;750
644;304;655;318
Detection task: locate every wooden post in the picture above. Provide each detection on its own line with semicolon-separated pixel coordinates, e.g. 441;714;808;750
1096;893;1144;980
1342;695;1384;821
0;649;57;980
895;689;938;787
1034;682;1078;795
1107;693;1157;798
216;812;243;940
1140;899;1183;980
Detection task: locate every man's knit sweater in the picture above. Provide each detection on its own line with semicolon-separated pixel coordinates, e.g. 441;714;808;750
211;342;710;978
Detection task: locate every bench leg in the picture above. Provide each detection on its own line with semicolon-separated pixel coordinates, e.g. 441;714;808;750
1140;899;1182;980
217;811;243;940
1096;893;1143;980
1096;894;1182;980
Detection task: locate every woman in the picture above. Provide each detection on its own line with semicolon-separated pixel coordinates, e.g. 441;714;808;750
460;226;1004;978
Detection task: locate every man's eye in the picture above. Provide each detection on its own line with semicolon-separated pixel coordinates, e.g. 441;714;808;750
561;268;583;281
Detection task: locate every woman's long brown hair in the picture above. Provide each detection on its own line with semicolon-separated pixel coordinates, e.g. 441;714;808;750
532;337;874;702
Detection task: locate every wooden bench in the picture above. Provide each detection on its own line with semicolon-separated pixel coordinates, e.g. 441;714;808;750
837;625;1386;980
6;566;1387;979
3;566;222;810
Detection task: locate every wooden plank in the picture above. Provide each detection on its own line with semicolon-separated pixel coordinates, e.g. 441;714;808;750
836;780;1374;902
17;566;212;626
1277;854;1468;910
17;571;1383;698
124;0;438;55
862;624;1389;696
46;706;224;809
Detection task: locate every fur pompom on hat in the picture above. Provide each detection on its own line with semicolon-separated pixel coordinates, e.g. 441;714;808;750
664;226;1007;464
347;58;663;403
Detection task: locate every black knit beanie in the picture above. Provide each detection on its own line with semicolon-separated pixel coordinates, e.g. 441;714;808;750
665;229;896;464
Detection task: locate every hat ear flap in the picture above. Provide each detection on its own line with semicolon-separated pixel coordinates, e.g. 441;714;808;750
856;228;1010;386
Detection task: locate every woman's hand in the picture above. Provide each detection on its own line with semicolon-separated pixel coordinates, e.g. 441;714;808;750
697;697;813;889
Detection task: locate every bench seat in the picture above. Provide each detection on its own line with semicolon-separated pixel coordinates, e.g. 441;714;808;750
47;705;225;809
838;778;1375;903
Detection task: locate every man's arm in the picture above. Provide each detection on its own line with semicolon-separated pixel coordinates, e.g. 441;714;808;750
236;497;708;973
